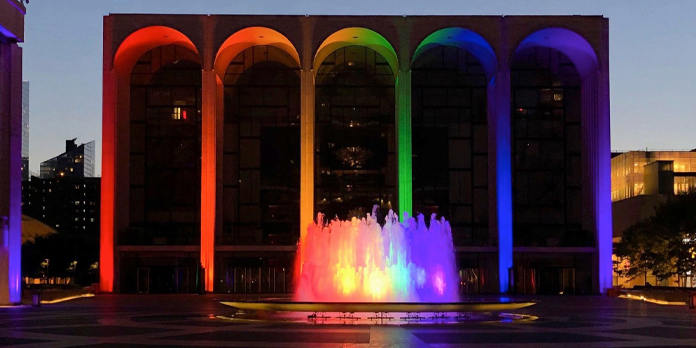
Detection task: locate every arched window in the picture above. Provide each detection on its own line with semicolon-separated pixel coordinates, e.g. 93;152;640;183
127;45;202;246
315;45;396;221
222;45;301;246
412;46;489;246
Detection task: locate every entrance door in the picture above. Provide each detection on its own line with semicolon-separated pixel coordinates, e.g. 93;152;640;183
538;268;562;295
175;267;190;293
137;267;150;293
562;268;576;295
150;266;176;293
523;268;537;294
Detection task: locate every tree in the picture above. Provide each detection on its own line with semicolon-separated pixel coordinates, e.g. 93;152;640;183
615;190;696;286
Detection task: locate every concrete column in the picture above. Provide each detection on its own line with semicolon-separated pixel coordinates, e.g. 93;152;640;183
299;19;315;259
396;70;412;215
200;17;218;293
488;68;512;293
99;69;117;293
489;36;513;293
299;70;315;247
0;42;23;305
113;73;130;293
201;70;220;293
395;18;412;216
582;69;612;294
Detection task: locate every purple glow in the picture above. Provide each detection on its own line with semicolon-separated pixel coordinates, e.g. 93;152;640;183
514;28;599;80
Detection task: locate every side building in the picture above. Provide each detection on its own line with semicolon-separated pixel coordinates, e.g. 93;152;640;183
611;150;696;288
0;0;26;305
40;139;95;179
22;176;101;237
101;14;611;295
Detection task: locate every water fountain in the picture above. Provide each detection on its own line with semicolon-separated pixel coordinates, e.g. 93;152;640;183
296;207;459;303
221;206;535;321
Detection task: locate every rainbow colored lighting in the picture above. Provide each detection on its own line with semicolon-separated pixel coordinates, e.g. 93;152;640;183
296;210;459;302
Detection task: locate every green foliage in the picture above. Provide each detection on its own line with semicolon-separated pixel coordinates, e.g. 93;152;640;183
22;231;99;286
615;190;696;283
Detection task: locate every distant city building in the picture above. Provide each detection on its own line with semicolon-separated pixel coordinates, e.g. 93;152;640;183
22;81;29;181
611;150;696;202
22;176;101;236
40;139;95;179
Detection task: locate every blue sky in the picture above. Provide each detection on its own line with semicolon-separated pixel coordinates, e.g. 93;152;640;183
22;0;696;175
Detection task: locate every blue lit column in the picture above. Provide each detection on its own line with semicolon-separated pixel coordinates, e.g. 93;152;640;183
490;61;513;294
0;42;23;305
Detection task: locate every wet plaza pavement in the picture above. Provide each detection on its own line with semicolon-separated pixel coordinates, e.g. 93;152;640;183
1;294;696;347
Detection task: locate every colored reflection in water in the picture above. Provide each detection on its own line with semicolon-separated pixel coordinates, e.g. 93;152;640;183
296;207;458;302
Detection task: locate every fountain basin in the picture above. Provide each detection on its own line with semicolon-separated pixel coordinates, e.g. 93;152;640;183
221;300;535;313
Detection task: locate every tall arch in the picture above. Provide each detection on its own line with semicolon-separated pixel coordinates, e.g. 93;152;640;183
214;28;301;293
314;27;399;77
513;28;599;80
214;27;300;79
312;28;398;222
113;26;200;77
509;27;604;295
412;28;497;80
411;28;498;294
101;26;200;293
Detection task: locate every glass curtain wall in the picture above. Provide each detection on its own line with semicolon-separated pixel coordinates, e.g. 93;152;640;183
127;45;202;246
511;47;587;248
221;45;301;246
315;45;396;221
411;46;489;246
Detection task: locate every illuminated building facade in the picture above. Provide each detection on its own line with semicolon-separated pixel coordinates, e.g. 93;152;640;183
0;0;25;305
101;14;611;295
40;139;95;179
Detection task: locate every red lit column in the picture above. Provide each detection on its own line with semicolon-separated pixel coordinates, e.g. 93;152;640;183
99;69;117;293
201;70;220;292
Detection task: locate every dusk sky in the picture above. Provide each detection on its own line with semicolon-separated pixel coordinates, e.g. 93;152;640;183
22;0;696;176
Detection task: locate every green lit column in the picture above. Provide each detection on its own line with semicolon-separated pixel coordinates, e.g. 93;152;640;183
396;70;412;216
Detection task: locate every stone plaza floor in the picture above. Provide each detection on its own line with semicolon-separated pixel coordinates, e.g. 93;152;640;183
1;294;696;347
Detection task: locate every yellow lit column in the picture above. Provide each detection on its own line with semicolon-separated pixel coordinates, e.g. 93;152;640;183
300;70;315;252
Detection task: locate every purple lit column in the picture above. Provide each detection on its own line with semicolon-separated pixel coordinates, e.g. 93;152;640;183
582;70;612;294
0;42;23;305
583;69;612;294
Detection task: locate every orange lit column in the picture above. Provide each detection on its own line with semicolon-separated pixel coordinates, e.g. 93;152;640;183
201;70;219;292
